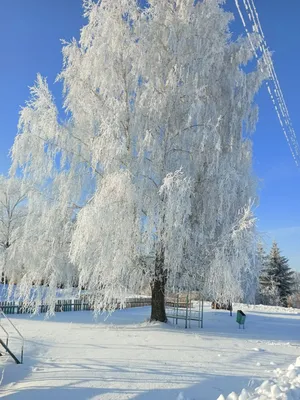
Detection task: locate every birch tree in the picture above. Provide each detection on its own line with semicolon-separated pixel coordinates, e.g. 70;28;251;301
0;176;27;283
10;0;267;320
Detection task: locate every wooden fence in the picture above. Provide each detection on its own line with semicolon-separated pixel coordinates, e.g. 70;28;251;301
0;297;152;315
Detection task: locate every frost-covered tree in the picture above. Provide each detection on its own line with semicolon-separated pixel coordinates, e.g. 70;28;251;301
259;277;280;306
268;242;294;307
10;0;267;320
290;271;300;308
0;176;27;283
0;175;76;308
257;242;274;304
259;242;294;307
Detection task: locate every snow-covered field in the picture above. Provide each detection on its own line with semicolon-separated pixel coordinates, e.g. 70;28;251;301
1;303;300;399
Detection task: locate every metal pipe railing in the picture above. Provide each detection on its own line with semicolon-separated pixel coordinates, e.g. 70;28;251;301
0;308;24;363
0;323;9;348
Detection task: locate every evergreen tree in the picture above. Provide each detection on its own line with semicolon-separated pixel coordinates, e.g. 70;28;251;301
257;242;278;305
262;242;294;307
257;242;268;279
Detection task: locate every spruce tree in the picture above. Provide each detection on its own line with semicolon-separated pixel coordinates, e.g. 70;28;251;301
257;242;268;282
266;242;294;307
257;242;274;304
258;243;279;305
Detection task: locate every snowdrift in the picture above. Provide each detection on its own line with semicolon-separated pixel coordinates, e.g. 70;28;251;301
216;356;300;400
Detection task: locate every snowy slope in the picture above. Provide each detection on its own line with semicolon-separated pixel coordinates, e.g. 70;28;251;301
0;304;300;399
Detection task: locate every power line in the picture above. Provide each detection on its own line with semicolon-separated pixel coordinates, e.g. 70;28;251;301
234;0;300;166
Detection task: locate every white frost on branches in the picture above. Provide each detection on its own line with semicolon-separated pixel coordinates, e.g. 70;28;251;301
0;177;28;284
70;171;141;310
7;0;267;312
158;169;193;290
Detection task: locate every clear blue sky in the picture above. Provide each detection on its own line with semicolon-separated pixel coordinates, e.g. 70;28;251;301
0;1;299;269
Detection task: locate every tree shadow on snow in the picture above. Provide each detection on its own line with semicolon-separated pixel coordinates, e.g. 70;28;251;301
7;307;300;344
132;372;261;400
7;307;151;326
2;307;298;400
155;309;300;345
199;310;300;344
0;385;141;399
0;369;260;400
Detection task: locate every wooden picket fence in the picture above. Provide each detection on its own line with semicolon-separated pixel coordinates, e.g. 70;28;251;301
0;297;152;315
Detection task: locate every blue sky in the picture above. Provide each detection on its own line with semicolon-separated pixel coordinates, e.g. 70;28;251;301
0;1;299;269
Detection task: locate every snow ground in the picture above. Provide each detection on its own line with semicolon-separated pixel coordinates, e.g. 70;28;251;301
215;356;300;400
0;304;300;399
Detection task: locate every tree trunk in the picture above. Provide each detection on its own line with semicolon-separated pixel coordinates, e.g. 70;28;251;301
150;250;167;322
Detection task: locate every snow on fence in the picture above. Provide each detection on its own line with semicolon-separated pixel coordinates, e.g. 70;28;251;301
0;297;152;315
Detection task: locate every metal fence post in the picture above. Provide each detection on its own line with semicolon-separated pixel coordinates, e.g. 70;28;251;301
185;295;188;329
176;294;179;325
201;298;204;328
